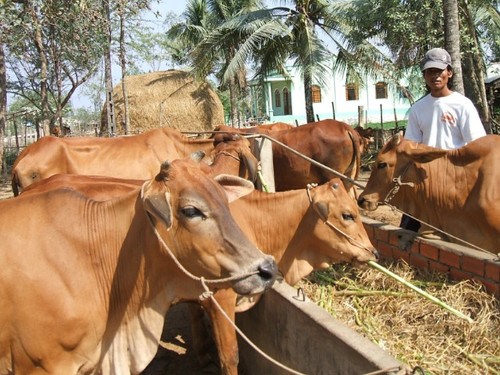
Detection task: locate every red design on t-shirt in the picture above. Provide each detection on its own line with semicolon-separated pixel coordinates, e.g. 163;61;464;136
441;112;456;126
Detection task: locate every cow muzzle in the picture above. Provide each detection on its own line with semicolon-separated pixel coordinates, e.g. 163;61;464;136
357;196;379;211
231;255;278;295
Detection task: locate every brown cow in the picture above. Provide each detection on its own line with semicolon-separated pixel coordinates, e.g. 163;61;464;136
358;133;500;254
0;157;277;374
213;122;294;135
11;127;217;196
214;119;362;192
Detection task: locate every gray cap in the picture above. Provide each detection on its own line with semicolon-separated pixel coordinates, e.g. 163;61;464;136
420;48;452;71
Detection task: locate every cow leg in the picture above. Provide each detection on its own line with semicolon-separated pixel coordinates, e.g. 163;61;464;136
199;288;239;375
188;303;220;372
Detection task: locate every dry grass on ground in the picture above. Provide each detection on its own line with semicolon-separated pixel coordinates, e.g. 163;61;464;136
298;261;500;374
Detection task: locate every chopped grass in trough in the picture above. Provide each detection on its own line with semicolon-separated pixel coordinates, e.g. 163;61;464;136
298;260;500;374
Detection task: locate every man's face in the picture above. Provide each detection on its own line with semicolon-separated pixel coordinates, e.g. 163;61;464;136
423;67;453;91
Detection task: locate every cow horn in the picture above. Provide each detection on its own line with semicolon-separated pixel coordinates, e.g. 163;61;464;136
190;151;206;162
155;161;172;181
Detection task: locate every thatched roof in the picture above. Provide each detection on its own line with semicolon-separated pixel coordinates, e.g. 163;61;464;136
101;70;225;134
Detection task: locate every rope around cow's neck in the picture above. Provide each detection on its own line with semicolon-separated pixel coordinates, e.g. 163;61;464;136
306;183;375;255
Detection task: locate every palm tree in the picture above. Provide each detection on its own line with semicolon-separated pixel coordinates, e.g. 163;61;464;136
168;0;263;126
196;0;405;123
195;0;335;123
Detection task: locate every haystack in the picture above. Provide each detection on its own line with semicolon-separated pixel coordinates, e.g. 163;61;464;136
100;70;225;134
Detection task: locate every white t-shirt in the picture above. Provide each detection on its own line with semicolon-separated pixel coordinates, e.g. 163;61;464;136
405;91;486;149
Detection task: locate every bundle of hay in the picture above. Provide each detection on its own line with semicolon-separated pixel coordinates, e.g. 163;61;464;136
101;70;225;134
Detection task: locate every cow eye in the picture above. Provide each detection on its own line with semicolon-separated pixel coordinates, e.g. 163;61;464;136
342;213;354;221
181;206;205;219
377;162;388;170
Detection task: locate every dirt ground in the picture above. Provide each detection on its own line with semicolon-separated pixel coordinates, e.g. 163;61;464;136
0;173;401;374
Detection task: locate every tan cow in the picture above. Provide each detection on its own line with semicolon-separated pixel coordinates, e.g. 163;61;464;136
11;127;217;195
358;133;500;254
18;172;378;375
0;157;277;374
214;119;362;192
192;178;379;374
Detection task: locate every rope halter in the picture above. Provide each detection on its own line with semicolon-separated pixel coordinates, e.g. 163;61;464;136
383;162;415;203
140;181;260;288
306;183;375;255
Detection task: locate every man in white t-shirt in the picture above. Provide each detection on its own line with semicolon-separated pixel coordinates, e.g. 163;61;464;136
401;48;486;233
405;48;486;149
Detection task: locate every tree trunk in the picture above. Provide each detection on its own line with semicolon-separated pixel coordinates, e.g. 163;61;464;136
460;0;491;133
0;43;7;181
443;0;464;95
27;0;50;137
229;78;239;126
118;2;130;134
103;0;116;136
303;71;315;123
50;23;64;135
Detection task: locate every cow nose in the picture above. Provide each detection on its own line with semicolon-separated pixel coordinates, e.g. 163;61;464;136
357;197;365;207
257;258;278;282
372;248;380;260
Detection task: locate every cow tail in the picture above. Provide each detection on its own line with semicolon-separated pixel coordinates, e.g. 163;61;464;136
345;130;361;197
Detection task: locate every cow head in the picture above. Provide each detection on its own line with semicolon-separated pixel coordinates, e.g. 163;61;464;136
358;133;447;211
209;134;259;183
141;158;277;295
277;178;378;285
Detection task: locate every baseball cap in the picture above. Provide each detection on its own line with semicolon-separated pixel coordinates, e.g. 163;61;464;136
420;48;452;71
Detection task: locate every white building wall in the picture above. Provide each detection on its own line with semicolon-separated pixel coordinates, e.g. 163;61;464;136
260;66;412;126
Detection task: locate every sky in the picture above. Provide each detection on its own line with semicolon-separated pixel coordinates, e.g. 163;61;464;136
71;0;188;110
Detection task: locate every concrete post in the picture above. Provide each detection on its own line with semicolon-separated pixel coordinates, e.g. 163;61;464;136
252;137;275;193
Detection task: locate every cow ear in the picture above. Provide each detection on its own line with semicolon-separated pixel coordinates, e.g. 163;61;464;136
391;133;403;147
240;148;259;183
214;174;255;202
313;200;329;222
404;148;447;163
141;182;173;229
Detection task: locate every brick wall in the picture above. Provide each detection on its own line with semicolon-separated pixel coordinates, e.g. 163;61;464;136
362;217;500;298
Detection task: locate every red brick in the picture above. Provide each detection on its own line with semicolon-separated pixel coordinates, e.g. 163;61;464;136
363;223;375;239
429;260;449;274
388;232;401;246
462;256;485;277
420;243;439;260
485;262;500;282
479;278;500;298
391;248;410;263
377;242;395;258
374;228;389;243
407;240;420;255
440;250;461;268
449;268;473;282
409;253;429;271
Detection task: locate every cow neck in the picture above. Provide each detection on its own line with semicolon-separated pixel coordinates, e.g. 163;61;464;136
231;189;308;265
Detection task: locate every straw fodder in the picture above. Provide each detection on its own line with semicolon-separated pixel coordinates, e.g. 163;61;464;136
100;70;225;134
299;261;500;374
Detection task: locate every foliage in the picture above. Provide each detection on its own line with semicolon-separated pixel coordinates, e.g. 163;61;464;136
2;0;106;128
167;0;265;125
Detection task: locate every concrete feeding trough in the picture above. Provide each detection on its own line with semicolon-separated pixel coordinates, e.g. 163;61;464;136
236;281;405;375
